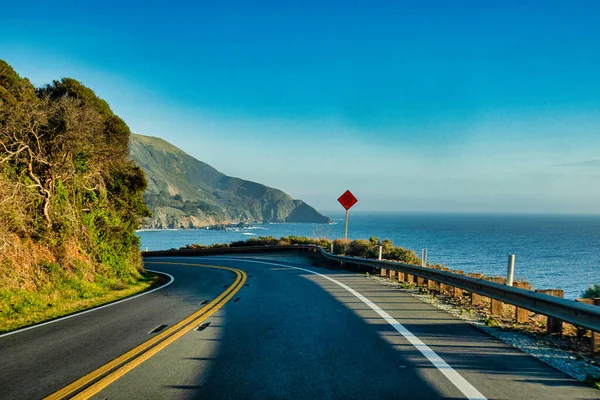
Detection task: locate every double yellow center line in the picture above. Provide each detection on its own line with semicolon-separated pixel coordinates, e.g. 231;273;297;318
45;262;247;400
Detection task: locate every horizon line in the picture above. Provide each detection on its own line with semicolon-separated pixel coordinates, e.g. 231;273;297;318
319;210;600;217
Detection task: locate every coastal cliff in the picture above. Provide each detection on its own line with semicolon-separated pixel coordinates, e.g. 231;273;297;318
130;134;330;228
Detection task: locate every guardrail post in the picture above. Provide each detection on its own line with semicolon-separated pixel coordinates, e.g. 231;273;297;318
427;277;439;292
506;254;515;286
437;266;449;294
467;273;484;306
488;277;505;315
380;268;387;277
452;270;464;298
592;298;600;358
593;299;600;358
438;282;446;294
427;267;442;292
388;269;396;279
398;271;405;282
417;276;426;287
536;289;564;335
406;274;414;285
514;281;532;323
575;298;600;358
421;248;427;267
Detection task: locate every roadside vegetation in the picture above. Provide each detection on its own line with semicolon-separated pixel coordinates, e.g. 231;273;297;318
0;270;157;333
0;60;153;332
582;284;600;299
181;235;422;265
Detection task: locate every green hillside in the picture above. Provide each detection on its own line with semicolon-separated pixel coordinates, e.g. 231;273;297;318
130;134;330;228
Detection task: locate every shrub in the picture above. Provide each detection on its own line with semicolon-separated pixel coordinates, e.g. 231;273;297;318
181;235;422;266
332;239;349;254
348;239;373;258
581;284;600;299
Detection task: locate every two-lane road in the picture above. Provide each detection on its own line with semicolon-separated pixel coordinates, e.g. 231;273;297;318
0;256;597;399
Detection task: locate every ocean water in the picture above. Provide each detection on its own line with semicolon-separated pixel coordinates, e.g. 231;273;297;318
136;212;600;299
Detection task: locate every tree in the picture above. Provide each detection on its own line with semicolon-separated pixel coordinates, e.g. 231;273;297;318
0;59;150;280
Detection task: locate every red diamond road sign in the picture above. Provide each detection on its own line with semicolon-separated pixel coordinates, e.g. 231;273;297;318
338;190;358;210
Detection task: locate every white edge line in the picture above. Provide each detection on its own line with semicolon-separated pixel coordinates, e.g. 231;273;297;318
0;269;174;339
203;256;487;400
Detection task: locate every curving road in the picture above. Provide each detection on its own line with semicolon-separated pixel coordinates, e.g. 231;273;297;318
0;255;597;399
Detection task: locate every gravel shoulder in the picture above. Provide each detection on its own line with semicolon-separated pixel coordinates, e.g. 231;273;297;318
368;274;600;387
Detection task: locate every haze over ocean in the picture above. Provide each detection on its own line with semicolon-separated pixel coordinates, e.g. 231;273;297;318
137;212;600;299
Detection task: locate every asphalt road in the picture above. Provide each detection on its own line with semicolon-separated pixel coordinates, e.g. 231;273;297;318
0;255;598;400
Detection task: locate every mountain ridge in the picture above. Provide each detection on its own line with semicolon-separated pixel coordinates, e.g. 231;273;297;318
129;133;330;228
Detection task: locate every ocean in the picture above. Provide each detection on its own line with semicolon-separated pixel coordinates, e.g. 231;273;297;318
136;212;600;299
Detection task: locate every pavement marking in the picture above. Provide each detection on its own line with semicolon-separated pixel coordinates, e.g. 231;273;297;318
206;257;488;400
0;269;174;339
45;262;246;400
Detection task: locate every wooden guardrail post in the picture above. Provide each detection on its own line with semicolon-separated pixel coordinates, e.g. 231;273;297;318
427;277;439;292
405;274;414;285
428;266;442;293
452;270;464;298
591;298;600;358
467;273;484;306
536;289;564;335
514;281;532;323
388;269;397;280
437;266;449;294
488;277;505;315
397;271;405;282
416;276;426;287
380;268;387;277
575;298;600;358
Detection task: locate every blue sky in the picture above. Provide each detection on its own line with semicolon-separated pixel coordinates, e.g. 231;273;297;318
2;1;600;213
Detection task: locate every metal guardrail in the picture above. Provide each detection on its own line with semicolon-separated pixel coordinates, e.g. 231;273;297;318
143;244;600;332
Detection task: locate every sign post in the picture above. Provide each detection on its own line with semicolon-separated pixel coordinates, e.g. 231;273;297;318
337;190;358;253
345;208;349;242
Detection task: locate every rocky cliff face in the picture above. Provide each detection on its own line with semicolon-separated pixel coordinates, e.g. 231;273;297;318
130;134;330;229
